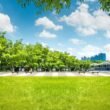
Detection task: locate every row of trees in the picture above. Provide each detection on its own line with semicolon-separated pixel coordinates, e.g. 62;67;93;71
0;32;91;72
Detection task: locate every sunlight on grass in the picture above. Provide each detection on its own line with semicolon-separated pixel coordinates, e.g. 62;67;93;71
0;77;110;110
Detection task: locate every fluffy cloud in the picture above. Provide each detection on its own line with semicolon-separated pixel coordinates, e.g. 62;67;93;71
35;17;63;31
77;27;96;36
69;38;85;45
105;31;110;39
67;44;110;60
66;45;102;59
67;48;77;56
39;30;56;39
49;47;62;52
104;44;110;60
45;43;109;60
40;42;48;47
0;13;14;33
78;45;102;57
104;44;110;51
60;3;110;36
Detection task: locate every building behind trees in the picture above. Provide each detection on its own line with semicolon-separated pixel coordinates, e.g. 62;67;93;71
81;53;106;62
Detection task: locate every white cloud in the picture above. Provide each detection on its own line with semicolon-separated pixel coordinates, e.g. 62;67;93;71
78;45;102;57
60;4;92;27
39;30;56;39
67;48;77;56
49;48;55;51
60;3;110;36
0;13;14;33
69;38;85;45
41;42;48;47
49;44;109;60
35;17;63;31
77;27;96;36
105;31;110;39
104;44;110;60
104;44;110;52
66;44;110;60
49;47;61;52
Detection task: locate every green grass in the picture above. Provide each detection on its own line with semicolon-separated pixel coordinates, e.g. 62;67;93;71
0;77;110;110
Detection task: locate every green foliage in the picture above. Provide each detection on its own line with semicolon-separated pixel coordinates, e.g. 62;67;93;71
99;0;110;12
17;0;110;13
91;60;105;64
0;33;90;71
17;0;71;13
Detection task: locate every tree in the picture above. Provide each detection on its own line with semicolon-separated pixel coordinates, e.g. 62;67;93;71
17;0;70;13
0;34;91;72
17;0;110;13
11;40;25;68
99;0;110;12
78;60;91;73
0;32;8;71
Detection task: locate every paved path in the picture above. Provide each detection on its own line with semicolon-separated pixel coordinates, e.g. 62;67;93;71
0;72;110;77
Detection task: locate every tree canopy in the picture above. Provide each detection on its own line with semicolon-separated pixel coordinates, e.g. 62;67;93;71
17;0;71;13
99;0;110;12
0;32;91;72
17;0;110;13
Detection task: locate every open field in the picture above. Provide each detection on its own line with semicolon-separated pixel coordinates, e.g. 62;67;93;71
0;77;110;110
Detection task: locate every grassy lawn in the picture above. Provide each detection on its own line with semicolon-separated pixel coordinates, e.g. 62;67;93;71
0;77;110;110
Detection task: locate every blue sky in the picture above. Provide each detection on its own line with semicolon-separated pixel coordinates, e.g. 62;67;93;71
0;0;110;60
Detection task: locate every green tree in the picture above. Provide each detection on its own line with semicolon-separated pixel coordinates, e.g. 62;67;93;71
99;0;110;12
78;60;91;73
0;34;91;72
0;32;8;71
17;0;110;13
17;0;70;13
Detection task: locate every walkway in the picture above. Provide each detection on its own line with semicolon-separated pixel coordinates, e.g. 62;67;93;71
0;72;110;77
